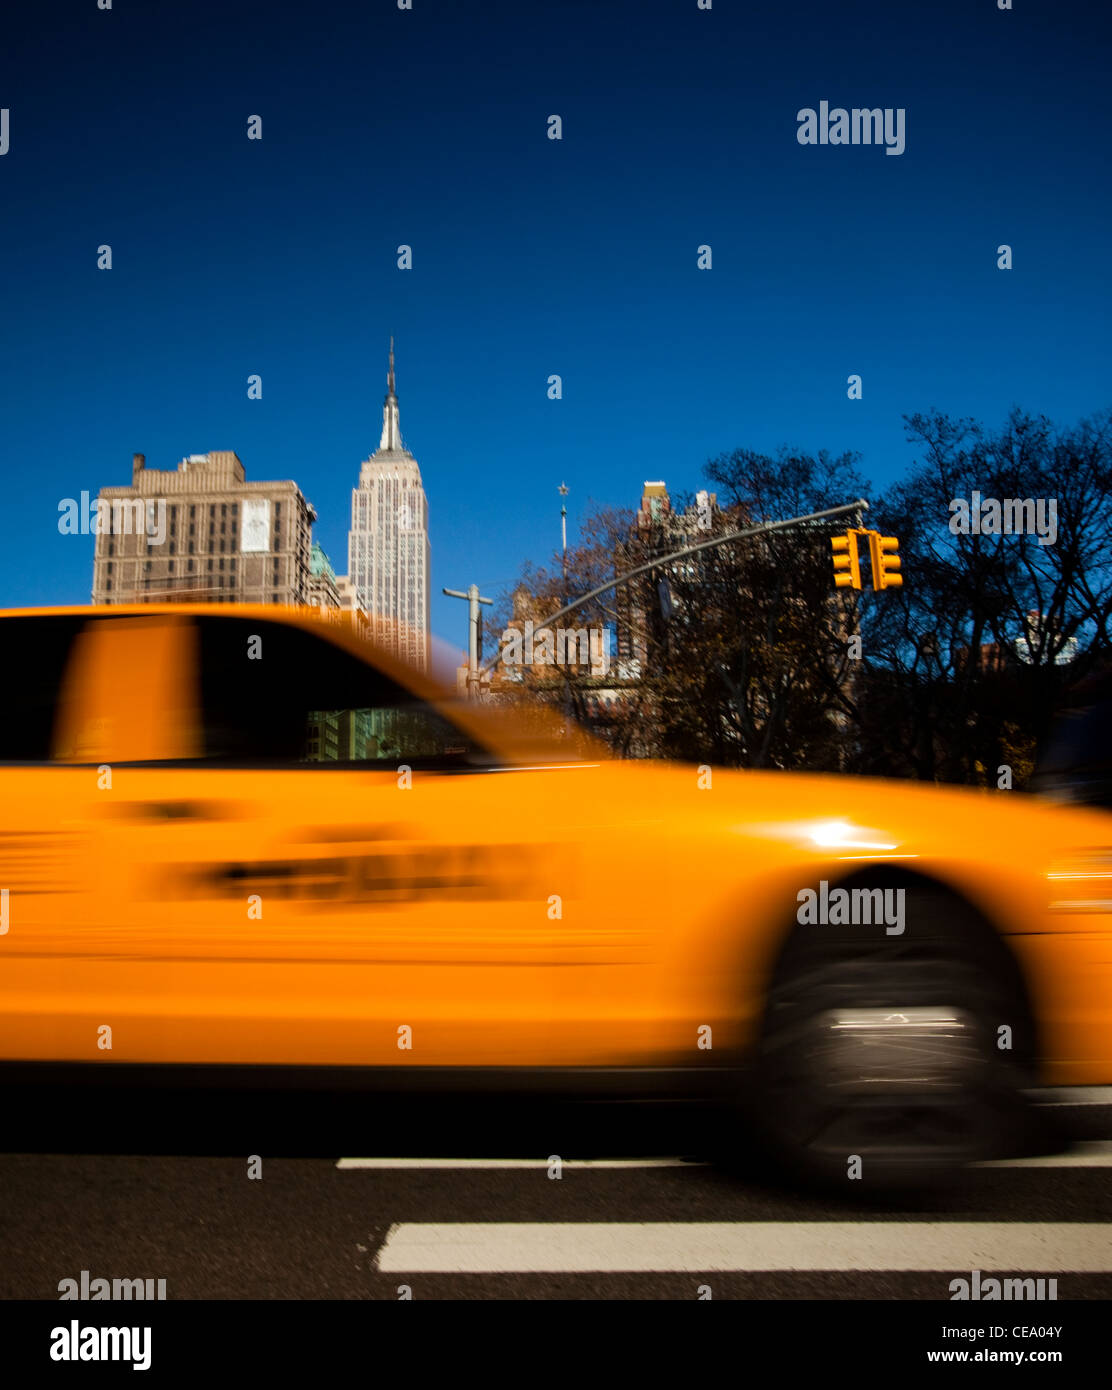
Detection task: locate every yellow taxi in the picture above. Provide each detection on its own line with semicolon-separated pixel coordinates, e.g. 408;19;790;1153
2;603;1111;1185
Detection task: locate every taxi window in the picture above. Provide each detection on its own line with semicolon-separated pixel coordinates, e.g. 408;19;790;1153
0;616;89;761
197;616;485;768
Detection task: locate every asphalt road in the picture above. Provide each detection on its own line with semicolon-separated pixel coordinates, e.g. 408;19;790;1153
3;1085;1112;1302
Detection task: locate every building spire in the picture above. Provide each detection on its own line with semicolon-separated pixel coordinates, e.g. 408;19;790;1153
378;336;401;452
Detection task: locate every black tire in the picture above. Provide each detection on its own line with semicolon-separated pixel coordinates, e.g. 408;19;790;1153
742;877;1040;1192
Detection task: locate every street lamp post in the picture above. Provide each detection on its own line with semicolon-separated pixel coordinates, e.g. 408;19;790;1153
443;582;494;701
558;482;569;607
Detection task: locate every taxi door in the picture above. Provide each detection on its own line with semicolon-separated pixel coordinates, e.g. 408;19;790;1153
164;612;650;1070
55;611;660;1072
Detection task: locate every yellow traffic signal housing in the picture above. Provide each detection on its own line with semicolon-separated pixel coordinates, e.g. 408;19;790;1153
868;533;903;591
831;531;862;590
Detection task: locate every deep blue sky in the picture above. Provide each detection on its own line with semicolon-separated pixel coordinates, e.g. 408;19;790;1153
1;0;1109;656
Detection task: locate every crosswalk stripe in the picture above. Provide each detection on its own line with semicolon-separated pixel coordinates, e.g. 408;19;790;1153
976;1141;1112;1168
339;1142;1112;1171
373;1221;1112;1274
337;1157;701;1169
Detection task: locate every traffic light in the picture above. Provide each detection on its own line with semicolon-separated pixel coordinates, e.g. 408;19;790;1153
831;531;862;590
868;533;903;591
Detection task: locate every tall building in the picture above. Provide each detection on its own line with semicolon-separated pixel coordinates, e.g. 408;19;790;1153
617;480;721;672
348;341;431;671
307;541;341;613
91;451;317;605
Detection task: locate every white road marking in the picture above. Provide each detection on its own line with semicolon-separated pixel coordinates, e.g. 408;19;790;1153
340;1143;1112;1171
975;1141;1112;1168
1035;1087;1112;1107
337;1157;702;1170
374;1221;1112;1273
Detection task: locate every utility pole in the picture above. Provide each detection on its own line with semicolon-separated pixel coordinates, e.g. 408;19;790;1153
443;583;494;701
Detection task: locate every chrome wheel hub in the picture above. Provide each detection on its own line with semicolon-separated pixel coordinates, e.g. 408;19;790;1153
812;1007;982;1093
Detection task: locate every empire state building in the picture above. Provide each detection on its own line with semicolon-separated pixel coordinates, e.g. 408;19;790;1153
348;341;431;671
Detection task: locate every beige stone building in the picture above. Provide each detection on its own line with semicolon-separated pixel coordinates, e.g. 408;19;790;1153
91;451;317;605
334;574;373;642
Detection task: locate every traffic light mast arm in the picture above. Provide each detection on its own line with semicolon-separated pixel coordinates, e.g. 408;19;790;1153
479;497;870;675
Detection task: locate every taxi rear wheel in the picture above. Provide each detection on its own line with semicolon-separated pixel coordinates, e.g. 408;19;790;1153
742;882;1039;1191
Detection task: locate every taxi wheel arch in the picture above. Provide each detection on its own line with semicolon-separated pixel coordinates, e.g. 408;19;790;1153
741;867;1042;1189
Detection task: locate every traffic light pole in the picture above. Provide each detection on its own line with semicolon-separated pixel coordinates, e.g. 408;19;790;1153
478;496;870;681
